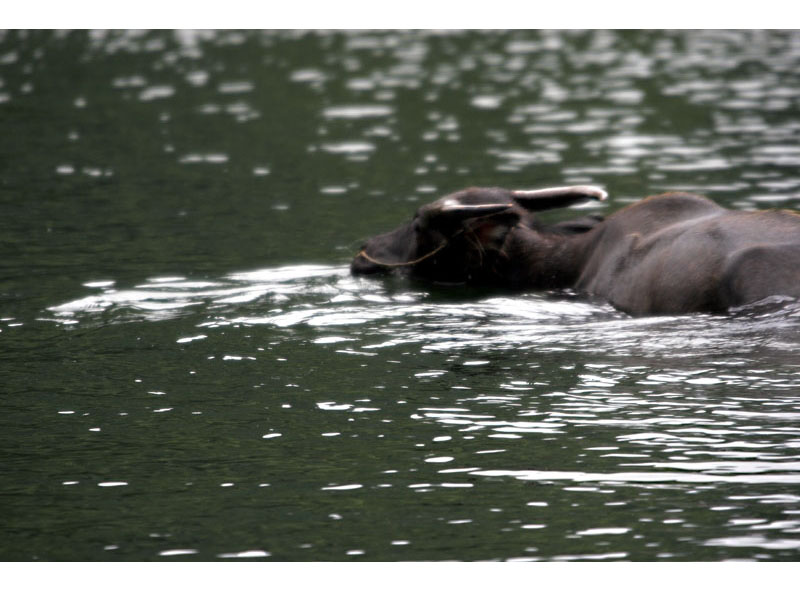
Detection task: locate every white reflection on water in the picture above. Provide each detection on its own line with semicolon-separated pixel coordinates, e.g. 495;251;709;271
48;266;346;321
472;469;800;485
217;550;271;558
47;264;800;361
158;549;198;557
45;265;800;496
323;105;393;119
705;536;800;550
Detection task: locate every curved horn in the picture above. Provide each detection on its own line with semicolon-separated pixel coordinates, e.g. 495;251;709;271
418;197;515;231
438;198;514;218
512;185;608;211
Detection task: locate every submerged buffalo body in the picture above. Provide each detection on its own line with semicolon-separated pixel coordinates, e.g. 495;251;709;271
351;186;800;315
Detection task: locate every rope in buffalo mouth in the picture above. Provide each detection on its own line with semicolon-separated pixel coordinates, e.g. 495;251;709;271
352;224;498;269
355;238;451;268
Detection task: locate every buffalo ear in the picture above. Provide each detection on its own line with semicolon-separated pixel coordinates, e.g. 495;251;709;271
511;185;607;212
469;210;521;249
419;196;520;249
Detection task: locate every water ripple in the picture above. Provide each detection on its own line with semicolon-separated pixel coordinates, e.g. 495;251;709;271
472;469;800;485
46;265;800;359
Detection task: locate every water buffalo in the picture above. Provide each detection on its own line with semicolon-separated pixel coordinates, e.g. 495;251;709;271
351;185;800;315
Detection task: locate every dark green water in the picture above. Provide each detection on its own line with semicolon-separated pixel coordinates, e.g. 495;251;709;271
3;29;800;561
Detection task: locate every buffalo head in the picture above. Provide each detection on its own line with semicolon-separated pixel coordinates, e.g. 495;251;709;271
351;185;607;286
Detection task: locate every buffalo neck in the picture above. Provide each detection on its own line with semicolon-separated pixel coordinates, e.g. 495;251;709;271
502;224;599;290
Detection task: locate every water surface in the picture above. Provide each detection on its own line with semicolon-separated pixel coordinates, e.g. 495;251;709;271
3;30;800;561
